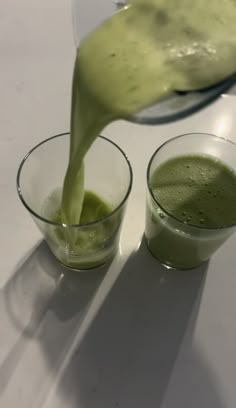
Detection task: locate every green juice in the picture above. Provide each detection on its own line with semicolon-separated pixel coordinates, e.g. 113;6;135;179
43;189;122;269
146;154;236;269
45;0;236;268
54;191;112;226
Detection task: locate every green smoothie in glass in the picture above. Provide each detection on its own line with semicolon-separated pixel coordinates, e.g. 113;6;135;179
145;134;236;269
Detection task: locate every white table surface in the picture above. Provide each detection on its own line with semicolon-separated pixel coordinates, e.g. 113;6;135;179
1;1;236;407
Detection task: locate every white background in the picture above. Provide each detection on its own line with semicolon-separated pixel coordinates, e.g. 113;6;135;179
1;1;236;407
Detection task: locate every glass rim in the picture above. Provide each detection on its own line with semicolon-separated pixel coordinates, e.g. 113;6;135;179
147;132;236;231
17;132;133;228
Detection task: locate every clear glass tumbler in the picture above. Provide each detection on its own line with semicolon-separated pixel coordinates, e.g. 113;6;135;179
145;133;236;270
17;133;133;270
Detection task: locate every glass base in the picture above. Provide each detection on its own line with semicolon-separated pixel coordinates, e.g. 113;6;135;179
144;236;205;271
51;247;116;271
57;256;114;272
46;226;119;271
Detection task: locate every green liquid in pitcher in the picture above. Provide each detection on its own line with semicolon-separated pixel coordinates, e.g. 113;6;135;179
146;154;236;269
45;0;236;267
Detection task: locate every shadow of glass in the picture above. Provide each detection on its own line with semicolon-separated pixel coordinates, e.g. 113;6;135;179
161;305;226;408
159;276;226;408
4;241;109;333
0;240;108;397
50;237;209;408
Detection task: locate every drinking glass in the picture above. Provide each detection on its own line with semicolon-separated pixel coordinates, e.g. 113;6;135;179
17;133;133;270
145;133;236;269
